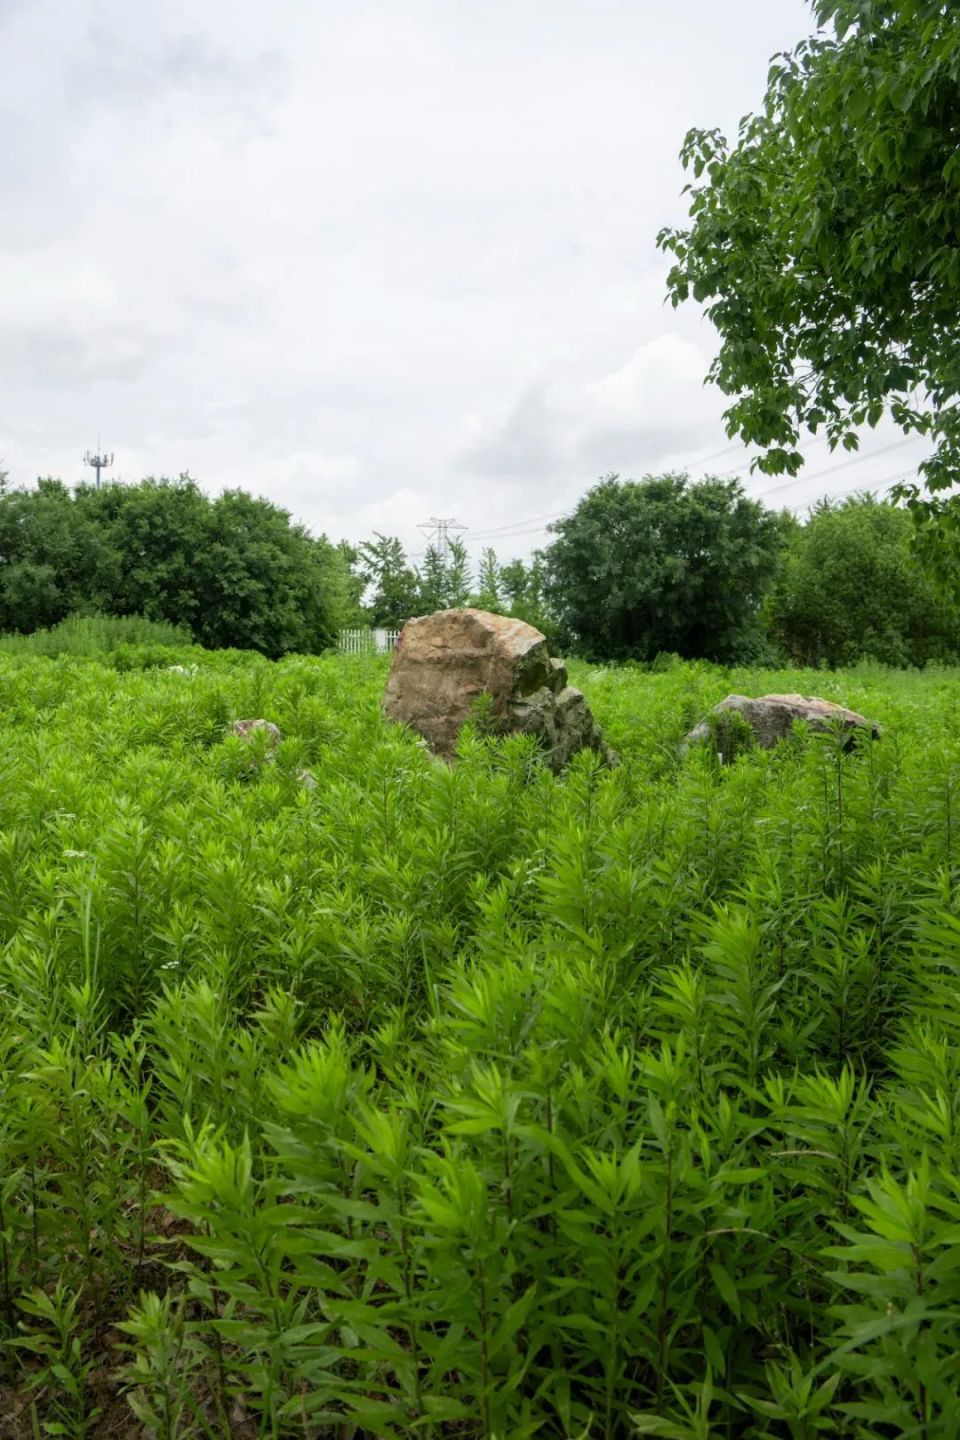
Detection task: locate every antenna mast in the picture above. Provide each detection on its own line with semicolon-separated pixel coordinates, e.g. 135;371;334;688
83;438;113;489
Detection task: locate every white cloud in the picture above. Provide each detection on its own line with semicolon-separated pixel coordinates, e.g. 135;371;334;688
0;0;839;563
583;336;715;431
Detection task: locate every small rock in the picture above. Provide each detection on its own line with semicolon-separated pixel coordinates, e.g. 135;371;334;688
231;718;281;749
298;769;318;789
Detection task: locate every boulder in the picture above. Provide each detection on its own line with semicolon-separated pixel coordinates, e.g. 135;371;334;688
682;693;880;754
382;608;613;770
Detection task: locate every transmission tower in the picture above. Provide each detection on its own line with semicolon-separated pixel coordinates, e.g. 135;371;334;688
83;439;113;489
418;516;466;559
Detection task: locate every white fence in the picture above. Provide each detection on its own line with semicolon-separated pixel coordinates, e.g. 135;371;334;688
338;627;402;655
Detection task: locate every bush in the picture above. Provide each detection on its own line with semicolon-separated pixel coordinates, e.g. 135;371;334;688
765;495;960;667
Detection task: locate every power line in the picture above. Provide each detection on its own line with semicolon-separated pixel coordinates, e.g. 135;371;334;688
470;506;571;541
463;435;930;550
783;468;913;512
749;433;928;501
466;430;853;542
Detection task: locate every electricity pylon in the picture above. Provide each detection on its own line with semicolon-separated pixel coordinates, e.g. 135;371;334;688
418;516;466;559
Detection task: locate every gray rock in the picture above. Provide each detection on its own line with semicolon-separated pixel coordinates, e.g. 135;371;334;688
505;683;618;771
231;718;281;749
682;693;880;755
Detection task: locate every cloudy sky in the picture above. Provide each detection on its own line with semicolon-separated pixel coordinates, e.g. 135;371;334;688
0;0;931;563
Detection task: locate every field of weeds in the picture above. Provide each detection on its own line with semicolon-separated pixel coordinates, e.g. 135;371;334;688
2;649;960;1437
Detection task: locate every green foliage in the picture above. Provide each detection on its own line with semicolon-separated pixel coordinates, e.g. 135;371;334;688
658;0;960;564
709;706;755;764
357;533;422;627
500;551;558;638
469;546;503;613
359;534;476;624
544;472;785;661
0;477;350;656
0;614;192;658
2;651;960;1433
767;495;960;667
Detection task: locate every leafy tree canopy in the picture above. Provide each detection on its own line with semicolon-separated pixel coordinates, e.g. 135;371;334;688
766;493;960;668
659;0;960;548
543;473;785;662
0;476;350;657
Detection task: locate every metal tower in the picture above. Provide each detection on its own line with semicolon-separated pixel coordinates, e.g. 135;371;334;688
418;516;466;559
83;442;113;489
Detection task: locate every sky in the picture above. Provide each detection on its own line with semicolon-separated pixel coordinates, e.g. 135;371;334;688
0;0;932;564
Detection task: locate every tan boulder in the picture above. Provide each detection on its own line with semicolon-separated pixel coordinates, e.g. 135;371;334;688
382;608;613;770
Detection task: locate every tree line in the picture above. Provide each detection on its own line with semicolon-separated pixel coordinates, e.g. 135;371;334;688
0;474;352;659
0;468;955;669
358;474;960;669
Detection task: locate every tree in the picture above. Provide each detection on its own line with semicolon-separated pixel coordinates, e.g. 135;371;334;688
499;553;556;637
444;538;471;609
415;545;448;614
358;534;421;628
415;540;471;613
1;562;61;632
0;476;350;655
471;547;503;611
765;494;959;668
0;478;120;625
544;473;785;662
658;1;960;554
192;488;344;656
335;541;368;627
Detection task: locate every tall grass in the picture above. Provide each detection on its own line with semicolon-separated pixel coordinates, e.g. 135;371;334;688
0;613;191;657
0;651;958;1434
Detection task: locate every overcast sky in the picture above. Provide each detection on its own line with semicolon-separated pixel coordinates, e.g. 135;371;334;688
0;0;930;562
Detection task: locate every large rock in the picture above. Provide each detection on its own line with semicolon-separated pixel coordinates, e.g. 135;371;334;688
382;609;613;770
682;693;880;754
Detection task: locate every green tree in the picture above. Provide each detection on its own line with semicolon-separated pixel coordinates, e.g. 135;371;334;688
415;540;471;613
544;473;785;662
766;494;960;668
445;538;471;608
1;562;61;632
358;534;421;628
499;553;556;637
471;547;503;612
193;488;343;656
81;476;210;633
658;0;960;556
335;542;368;626
416;546;448;613
0;478;119;625
0;476;349;655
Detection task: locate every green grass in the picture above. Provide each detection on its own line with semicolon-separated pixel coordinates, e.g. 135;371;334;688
0;651;959;1435
0;613;192;657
